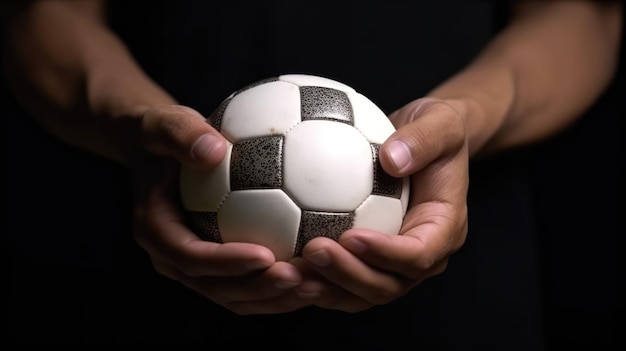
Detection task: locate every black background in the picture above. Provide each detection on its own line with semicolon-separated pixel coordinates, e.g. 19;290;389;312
4;1;625;348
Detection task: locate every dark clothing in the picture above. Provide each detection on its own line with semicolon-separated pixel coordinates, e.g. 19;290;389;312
5;1;624;348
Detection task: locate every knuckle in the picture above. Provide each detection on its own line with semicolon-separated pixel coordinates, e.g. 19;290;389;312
428;103;466;150
451;225;469;253
370;283;406;305
411;254;438;275
152;262;173;278
175;257;205;278
431;260;449;276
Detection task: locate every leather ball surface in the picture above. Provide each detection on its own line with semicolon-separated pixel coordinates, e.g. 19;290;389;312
180;74;409;261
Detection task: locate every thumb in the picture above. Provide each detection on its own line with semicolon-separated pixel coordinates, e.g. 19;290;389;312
380;98;465;177
140;104;228;168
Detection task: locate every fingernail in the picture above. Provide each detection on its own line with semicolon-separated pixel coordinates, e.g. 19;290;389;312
191;133;220;161
245;260;269;270
306;249;331;267
275;279;300;289
297;290;321;299
343;238;366;254
296;280;323;298
387;140;411;172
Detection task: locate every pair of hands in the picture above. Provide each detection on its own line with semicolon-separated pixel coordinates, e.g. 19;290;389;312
10;0;619;316
128;96;469;315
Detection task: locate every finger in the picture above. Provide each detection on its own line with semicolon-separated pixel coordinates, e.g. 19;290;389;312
289;257;375;312
153;259;309;315
176;261;303;303
380;98;466;177
133;180;277;277
339;202;466;279
295;278;376;312
301;237;409;305
140;104;228;168
295;257;448;313
223;289;312;315
346;140;468;276
136;220;277;277
341;147;469;276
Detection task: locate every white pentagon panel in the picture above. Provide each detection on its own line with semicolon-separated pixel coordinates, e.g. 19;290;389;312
179;142;233;211
221;81;301;142
218;189;301;261
283;120;373;212
354;195;404;235
279;74;355;93
349;92;396;144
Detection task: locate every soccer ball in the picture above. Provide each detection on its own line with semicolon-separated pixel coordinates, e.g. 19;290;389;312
180;74;410;261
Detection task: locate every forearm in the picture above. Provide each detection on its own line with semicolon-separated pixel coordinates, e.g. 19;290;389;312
2;0;175;163
429;1;622;157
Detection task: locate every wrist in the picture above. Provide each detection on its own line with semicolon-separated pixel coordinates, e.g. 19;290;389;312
83;36;177;163
86;63;177;163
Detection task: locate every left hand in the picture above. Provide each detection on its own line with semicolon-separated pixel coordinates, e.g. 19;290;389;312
295;97;470;312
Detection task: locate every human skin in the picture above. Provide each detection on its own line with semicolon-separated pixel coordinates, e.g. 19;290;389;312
2;0;622;314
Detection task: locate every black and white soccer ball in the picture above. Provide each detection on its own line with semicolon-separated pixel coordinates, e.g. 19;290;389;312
180;74;410;261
